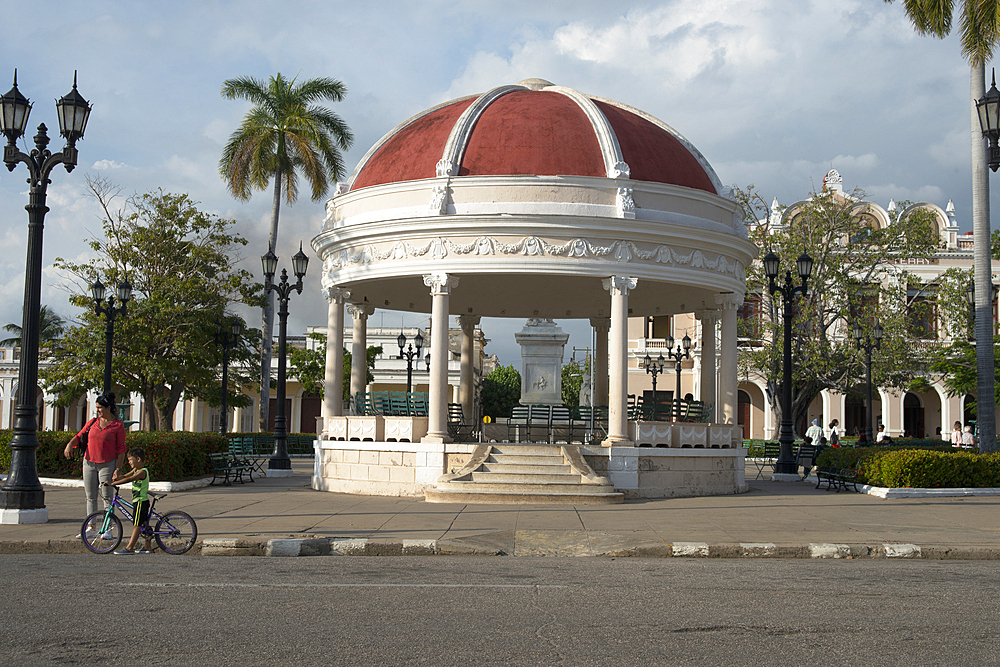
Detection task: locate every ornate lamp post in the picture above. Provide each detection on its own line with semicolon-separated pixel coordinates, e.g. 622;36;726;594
972;72;1000;453
261;244;308;476
91;278;132;396
397;330;424;393
0;71;91;523
664;334;692;419
853;322;883;444
763;250;814;477
643;352;665;394
216;319;243;435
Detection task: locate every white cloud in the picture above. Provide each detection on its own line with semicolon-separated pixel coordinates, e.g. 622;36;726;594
91;159;125;170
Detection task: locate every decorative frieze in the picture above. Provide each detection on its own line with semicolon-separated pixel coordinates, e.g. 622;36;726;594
323;235;744;278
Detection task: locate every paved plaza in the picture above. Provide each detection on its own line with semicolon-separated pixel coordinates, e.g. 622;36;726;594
1;460;997;558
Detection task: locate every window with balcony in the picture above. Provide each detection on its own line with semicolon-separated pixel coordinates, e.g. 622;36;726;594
907;286;937;339
737;292;763;340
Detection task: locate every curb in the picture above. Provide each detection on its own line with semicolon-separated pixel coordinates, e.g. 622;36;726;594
2;538;998;559
192;538;1000;560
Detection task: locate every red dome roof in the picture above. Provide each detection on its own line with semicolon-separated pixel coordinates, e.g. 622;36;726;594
349;82;718;194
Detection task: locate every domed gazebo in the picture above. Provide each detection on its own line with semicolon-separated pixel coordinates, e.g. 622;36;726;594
311;79;756;498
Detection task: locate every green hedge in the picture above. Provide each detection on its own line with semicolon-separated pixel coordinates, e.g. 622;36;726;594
862;449;1000;488
0;429;227;482
816;445;1000;488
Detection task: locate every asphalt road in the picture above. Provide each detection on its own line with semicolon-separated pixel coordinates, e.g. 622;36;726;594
1;555;995;666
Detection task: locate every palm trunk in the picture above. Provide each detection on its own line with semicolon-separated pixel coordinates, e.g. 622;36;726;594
971;62;997;453
259;165;283;432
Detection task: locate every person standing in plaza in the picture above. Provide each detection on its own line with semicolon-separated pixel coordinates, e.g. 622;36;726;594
951;421;964;447
828;419;840;447
63;393;127;534
805;419;824;444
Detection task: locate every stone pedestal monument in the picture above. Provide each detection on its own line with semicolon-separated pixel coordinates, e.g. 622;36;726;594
515;319;569;405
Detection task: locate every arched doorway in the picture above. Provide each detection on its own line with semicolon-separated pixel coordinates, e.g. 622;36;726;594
903;392;924;438
738;390;751;440
300;392;322;434
963;394;976;430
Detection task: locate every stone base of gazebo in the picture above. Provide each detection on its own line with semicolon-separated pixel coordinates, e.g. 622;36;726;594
581;446;748;500
312;421;747;499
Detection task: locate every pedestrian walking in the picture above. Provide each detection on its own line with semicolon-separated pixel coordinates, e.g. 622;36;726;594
63;393;126;537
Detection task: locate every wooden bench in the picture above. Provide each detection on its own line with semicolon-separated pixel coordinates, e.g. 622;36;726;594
752;442;782;480
229;439;266;477
447;403;476;442
795;444;818;476
815;466;860;492
208;452;250;486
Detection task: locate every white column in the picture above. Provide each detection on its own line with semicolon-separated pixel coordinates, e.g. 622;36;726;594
422;273;459;443
346;303;375;414
695;309;719;422
459;314;480;419
601;276;637;447
322;286;350;425
590;317;610;407
716;293;742;425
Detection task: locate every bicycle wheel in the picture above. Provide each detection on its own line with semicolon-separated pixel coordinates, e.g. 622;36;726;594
81;512;123;554
154;511;198;554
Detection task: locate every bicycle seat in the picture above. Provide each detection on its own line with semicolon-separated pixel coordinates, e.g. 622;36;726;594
148;491;167;500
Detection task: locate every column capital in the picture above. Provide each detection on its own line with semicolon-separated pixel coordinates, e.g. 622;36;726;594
602;276;638;296
589;316;611;332
322;285;351;303
715;292;743;310
695;309;720;324
423;272;460;295
458;314;481;331
346;303;376;320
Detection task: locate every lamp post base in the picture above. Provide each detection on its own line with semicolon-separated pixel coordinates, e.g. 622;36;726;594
770;473;803;483
266;469;294;478
0;507;48;524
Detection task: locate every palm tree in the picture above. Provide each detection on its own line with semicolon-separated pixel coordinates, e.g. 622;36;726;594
1;305;66;348
889;0;1000;453
220;73;353;430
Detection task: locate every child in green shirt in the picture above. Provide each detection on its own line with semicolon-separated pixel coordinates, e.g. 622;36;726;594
105;447;154;555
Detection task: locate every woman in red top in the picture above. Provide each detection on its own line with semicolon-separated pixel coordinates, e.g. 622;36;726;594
63;393;126;535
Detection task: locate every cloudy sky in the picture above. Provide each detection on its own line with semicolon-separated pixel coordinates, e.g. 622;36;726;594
0;0;985;365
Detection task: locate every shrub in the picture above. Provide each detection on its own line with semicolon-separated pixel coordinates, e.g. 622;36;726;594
0;429;227;481
817;445;1000;488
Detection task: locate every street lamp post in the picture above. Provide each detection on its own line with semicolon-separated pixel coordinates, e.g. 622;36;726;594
643;352;665;394
261;244;308;476
216;319;242;435
972;71;1000;453
663;334;692;419
0;71;91;523
763;250;814;477
91;278;132;396
397;330;424;393
853;322;883;444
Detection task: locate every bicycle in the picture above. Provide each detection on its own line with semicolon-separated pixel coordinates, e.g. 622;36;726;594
81;485;198;555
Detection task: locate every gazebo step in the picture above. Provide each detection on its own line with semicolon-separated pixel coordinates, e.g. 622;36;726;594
470;472;583;484
425;486;624;505
435;480;616;494
488;454;566;466
490;444;565;456
480;463;572;475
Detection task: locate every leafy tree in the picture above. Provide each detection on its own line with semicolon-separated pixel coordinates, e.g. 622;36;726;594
561;358;591;407
887;0;999;451
737;185;942;437
288;331;381;401
481;365;522;419
219;73;354;431
924;265;1000;415
44;177;261;430
1;305;66;349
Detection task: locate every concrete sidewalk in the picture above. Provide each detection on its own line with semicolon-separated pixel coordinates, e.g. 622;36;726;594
1;460;998;558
